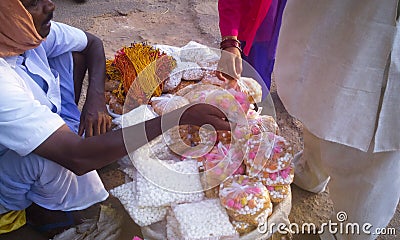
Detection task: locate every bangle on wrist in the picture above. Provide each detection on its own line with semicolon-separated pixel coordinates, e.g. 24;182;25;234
221;36;238;41
220;38;242;53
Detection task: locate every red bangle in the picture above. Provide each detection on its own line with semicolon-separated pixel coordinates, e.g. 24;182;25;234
220;38;242;52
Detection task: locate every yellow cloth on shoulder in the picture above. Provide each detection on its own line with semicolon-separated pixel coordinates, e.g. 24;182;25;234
0;210;26;234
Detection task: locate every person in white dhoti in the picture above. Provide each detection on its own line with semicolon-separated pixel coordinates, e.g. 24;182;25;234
0;0;231;237
275;1;400;239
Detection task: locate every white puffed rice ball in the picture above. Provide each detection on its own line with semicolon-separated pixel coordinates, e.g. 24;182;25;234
174;62;204;81
109;181;168;227
179;41;220;64
171;199;238;239
135;160;204;207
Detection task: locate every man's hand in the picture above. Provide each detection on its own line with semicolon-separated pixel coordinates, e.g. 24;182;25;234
179;103;231;131
78;95;112;137
77;32;111;137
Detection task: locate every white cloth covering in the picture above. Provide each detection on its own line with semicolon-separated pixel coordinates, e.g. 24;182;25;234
275;1;400;239
275;0;400;153
0;22;108;211
298;128;400;240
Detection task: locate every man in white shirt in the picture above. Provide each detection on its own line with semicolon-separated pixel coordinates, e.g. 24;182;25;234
0;0;231;237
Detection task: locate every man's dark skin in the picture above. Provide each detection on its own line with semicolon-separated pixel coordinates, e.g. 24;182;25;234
19;0;231;176
13;1;230;237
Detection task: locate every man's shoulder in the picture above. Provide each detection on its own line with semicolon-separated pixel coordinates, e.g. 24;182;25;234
0;57;14;72
50;21;83;34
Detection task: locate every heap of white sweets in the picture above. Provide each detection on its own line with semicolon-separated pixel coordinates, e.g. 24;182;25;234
110;159;205;227
109;181;168;227
135;160;205;207
166;199;238;239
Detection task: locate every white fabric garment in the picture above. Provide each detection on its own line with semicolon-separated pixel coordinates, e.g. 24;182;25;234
0;22;108;211
275;0;399;153
298;128;400;240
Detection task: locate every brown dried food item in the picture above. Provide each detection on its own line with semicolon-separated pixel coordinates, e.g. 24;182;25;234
105;80;121;92
167;80;198;95
109;97;123;115
151;94;189;115
105;91;112;103
201;73;225;86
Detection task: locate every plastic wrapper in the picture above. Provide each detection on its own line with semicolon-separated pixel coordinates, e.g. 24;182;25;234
257;163;294;187
201;73;225;86
171;199;238;240
178;62;205;81
175;83;221;101
202;142;245;187
245;132;293;177
150;94;189;115
204;89;250;125
237;77;262;104
178;41;220;65
219;175;272;226
233;110;279;145
202;143;246;199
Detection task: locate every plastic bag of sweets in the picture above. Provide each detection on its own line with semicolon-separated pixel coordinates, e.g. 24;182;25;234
266;185;291;203
244;133;274;177
264;133;294;173
150;94;189;115
203;143;245;186
232;110;280;146
205;89;250;125
257;163;294;187
219;175;273;226
201;143;245;198
245;132;293;177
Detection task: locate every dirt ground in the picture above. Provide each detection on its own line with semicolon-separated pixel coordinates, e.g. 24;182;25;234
1;0;398;239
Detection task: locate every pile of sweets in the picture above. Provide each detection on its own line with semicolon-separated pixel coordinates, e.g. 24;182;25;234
166;199;238;239
105;41;263;117
108;42;294;238
134;158;205;207
110;159;207;228
109;181;169;227
219;175;273;235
